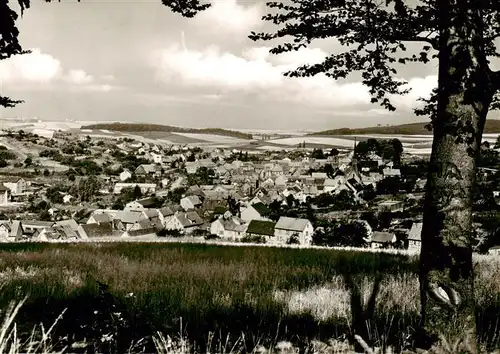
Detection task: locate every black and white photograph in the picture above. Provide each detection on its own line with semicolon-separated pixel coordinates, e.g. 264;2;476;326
1;0;500;353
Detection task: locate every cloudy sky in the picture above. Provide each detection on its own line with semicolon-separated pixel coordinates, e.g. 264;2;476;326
0;0;498;131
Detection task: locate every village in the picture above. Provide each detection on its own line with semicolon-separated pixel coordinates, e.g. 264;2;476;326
0;127;496;252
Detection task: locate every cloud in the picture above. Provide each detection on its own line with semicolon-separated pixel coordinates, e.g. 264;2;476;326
193;0;262;34
65;69;94;85
0;49;62;83
154;44;437;111
0;49;115;91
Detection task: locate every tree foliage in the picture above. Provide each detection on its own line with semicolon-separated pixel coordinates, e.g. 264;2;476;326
249;0;500;118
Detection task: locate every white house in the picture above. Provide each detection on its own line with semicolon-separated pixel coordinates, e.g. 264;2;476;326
407;222;422;250
3;178;27;195
151;152;164;164
164;211;204;234
274;217;313;245
210;216;247;240
63;194;73;204
180;195;202;211
120;170;132;182
0;185;10;205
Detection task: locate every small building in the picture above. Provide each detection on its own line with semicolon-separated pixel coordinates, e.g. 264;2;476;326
119;170;132;182
274;217;314;245
371;231;397;249
125;197;158;211
0;185;10;205
78;223;114;239
165;211;204;234
180;195;202;211
240;202;271;222
245;220;276;241
378;200;404;213
210;216;247;240
407;222;422;250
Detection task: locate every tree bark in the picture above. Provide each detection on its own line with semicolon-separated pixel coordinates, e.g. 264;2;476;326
418;1;494;349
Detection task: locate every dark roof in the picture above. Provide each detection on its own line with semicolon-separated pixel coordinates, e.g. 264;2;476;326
246;220;276;236
0;184;9;192
55;219;79;231
252;202;271;216
137;197;157;208
159;207;174;217
213;206;228;215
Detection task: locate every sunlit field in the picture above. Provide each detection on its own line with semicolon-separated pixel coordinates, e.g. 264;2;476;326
0;243;498;353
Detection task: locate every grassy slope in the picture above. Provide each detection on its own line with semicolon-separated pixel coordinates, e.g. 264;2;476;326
310;120;500;135
82;123;253;140
1;243;500;352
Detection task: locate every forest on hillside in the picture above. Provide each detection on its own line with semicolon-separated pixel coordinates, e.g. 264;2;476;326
82;123;253;140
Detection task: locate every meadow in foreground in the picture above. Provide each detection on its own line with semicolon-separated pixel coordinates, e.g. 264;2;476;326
0;243;497;353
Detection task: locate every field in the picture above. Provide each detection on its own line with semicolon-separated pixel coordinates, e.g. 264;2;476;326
0;243;499;352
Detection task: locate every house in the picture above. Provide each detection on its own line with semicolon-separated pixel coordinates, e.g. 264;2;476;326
135;164;158;176
62;194;73;204
378;200;404;213
323;176;357;195
245;220;276;241
274;217;314;245
142;209;164;230
125;197;157;211
0;185;10;205
55;219;79;233
113;210;146;231
240;203;271;222
9;220;23;241
158;206;175;227
180;195;202;211
407;222;422;250
383;168;402;178
87;213;113;225
210;216;247;240
113;183;156;194
3;178;27;195
151;152;164;164
0;222;11;242
165;211;204;234
78;223;114;239
371;231;397;248
185;162;200;174
119;170;132;182
21;220;54;237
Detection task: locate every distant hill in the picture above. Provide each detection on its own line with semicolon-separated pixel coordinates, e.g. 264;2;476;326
81;123;253;140
310;120;500;136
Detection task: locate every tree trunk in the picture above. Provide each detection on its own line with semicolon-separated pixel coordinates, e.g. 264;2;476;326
418;2;494;349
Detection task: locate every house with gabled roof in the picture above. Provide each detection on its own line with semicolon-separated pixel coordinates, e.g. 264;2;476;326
9;220;23;241
180;195;202;211
407;222;422;250
274;217;313;245
113;210;147;231
210;216;247;240
87;213;113;225
165;211;204;234
135;164;158;176
371;231;397;248
240;202;271;223
246;220;276;240
78;223;114;239
125;197;158;211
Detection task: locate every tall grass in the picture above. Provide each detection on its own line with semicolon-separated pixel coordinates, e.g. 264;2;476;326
0;243;496;352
